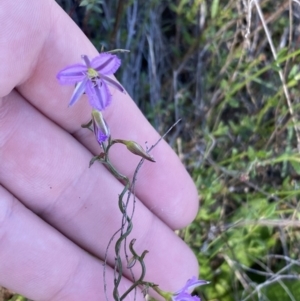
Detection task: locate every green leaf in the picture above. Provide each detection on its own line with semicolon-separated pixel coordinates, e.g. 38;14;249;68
86;3;94;11
247;146;256;161
211;0;219;19
92;6;102;13
288;65;298;79
276;47;288;60
294;72;300;80
79;0;89;6
228;98;239;108
263;202;277;218
290;160;300;175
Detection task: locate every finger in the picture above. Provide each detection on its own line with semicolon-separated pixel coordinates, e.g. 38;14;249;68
0;186;139;301
0;90;198;292
0;0;198;229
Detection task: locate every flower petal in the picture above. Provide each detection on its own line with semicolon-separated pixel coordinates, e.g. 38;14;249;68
81;55;92;68
57;63;87;85
68;77;88;106
91;53;121;75
92;109;110;144
95;128;109;144
101;74;125;93
86;80;111;111
173;292;200;301
176;277;209;294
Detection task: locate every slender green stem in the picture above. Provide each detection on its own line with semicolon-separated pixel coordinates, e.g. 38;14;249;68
102;141;135;301
93;138;154;301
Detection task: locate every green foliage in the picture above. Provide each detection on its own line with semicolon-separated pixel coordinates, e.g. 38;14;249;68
79;0;103;13
211;0;219;19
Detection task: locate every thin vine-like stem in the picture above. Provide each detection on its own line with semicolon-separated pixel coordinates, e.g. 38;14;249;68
120;240;149;301
101;140;153;301
90;140;133;301
102;144;133;301
89;120;181;301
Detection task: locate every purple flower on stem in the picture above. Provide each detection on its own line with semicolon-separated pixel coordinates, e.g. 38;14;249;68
91;109;110;144
154;277;209;301
172;277;209;301
57;53;125;111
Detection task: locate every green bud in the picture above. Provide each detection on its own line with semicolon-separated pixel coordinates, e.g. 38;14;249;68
113;139;155;162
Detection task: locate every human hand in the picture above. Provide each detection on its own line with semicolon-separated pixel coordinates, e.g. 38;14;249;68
0;1;199;300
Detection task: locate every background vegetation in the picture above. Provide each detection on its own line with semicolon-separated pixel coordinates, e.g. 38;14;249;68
2;0;300;300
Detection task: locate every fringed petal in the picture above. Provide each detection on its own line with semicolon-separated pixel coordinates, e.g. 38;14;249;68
92;53;121;75
86;80;111;111
56;63;87;84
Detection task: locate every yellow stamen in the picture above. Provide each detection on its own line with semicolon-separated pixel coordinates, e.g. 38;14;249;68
87;68;99;79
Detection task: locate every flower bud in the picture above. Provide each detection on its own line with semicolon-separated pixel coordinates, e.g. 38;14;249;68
91;109;110;144
114;139;155;162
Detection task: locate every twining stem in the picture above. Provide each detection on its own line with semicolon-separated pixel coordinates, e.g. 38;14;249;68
88;120;181;301
120;241;150;301
96;140;151;301
102;144;132;301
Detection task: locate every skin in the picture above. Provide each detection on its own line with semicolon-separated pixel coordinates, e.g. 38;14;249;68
0;1;199;300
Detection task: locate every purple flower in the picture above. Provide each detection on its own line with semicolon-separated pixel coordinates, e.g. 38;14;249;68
57;53;125;111
91;109;110;144
154;277;209;301
172;277;209;301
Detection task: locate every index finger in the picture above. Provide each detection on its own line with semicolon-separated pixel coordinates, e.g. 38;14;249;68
0;0;198;229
